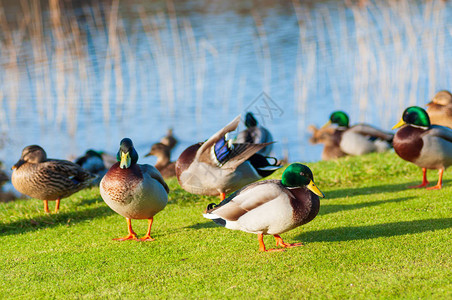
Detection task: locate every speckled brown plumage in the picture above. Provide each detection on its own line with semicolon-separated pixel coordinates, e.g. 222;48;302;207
12;145;96;201
100;162;143;204
289;187;320;226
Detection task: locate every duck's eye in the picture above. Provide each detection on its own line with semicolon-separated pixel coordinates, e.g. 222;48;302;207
299;172;305;176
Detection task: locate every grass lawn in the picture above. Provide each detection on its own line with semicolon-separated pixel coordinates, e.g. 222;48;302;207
1;152;451;298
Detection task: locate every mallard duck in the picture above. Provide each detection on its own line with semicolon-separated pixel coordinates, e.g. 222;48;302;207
235;112;273;156
426;90;452;128
74;149;107;185
144;142;176;179
11;145;96;213
100;138;169;241
160;128;178;151
176;116;281;200
203;163;324;252
321;111;393;156
308;125;347;161
392;106;452;189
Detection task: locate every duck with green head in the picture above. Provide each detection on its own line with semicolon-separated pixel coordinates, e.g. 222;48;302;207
392;106;452;189
314;111;393;159
100;138;169;241
203;163;324;252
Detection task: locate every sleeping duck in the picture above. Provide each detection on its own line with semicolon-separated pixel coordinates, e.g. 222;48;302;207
144;142;176;179
320;111;393;157
203;163;324;252
236;112;273;156
426;90;452;128
176;116;281;200
74;149;108;185
11;145;96;213
392;106;452;189
100;138;169;241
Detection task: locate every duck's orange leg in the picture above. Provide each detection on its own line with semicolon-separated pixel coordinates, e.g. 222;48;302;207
274;234;304;248
219;193;226;201
114;218;138;241
54;198;60;213
427;169;444;190
258;233;284;252
409;168;429;188
139;218;155;241
43;200;50;213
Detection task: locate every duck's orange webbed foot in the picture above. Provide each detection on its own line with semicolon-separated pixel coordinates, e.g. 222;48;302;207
113;233;138;241
409;168;429;188
139;235;155;242
258;233;286;252
138;218;155;241
274;235;304;248
426;169;443;190
114;218;138;241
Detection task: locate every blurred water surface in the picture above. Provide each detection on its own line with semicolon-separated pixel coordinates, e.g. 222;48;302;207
0;0;451;168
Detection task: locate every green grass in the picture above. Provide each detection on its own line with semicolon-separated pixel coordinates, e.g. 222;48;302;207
1;152;451;298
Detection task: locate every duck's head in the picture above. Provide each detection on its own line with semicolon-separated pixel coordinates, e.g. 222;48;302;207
430;90;452;106
281;163;324;198
144;142;170;158
323;111;349;128
392;106;430;130
12;145;47;170
117;138;139;169
245;112;258;128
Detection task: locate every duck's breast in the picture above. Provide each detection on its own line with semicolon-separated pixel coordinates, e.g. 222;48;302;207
393;126;424;164
101;163;166;219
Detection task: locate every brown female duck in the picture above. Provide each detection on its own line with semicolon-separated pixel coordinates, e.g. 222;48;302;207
426;90;452;128
144;142;176;179
11;145;96;213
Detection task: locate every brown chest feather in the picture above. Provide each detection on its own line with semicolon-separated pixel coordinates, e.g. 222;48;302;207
288;187;320;225
393;126;424;162
102;163;143;204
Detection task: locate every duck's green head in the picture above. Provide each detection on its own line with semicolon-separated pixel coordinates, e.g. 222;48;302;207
392;106;430;130
322;111;349;128
281;163;325;198
117;138;139;169
245;112;258;128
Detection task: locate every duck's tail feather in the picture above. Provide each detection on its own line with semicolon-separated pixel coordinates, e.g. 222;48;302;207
248;154;282;178
202;213;226;227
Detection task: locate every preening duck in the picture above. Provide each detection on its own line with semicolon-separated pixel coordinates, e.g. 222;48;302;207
203;163;324;252
176;116;281;200
100;138;169;241
392;106;452;189
11;145;96;213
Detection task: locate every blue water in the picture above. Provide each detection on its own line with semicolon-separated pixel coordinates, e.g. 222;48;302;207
1;0;451;171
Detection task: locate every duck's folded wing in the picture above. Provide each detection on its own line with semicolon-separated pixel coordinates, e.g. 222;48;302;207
140;164;170;193
43;159;95;182
349;124;393;140
206;181;285;221
427;125;452;142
